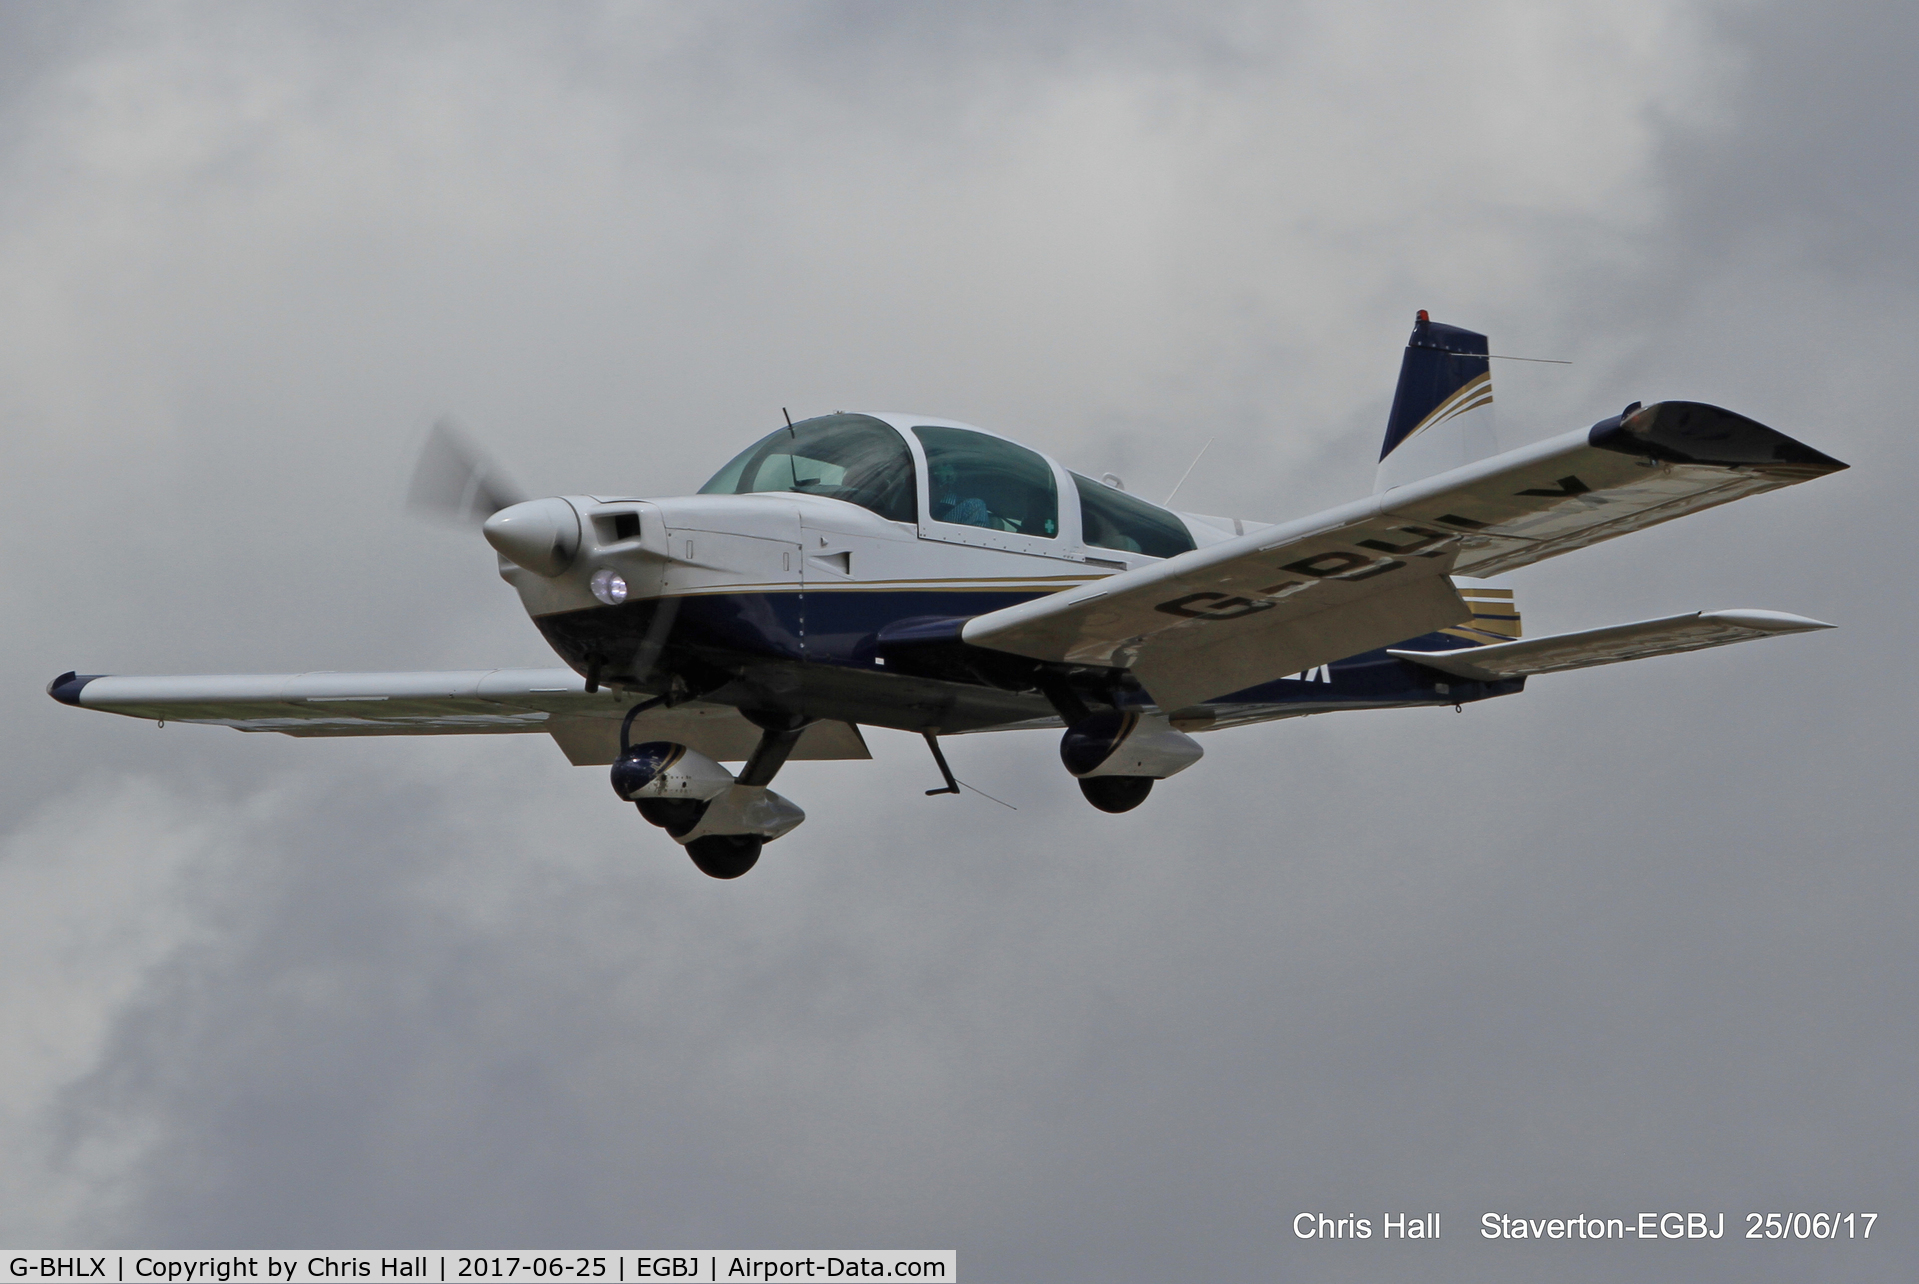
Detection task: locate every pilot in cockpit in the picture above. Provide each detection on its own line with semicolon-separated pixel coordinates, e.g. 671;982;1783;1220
932;462;993;528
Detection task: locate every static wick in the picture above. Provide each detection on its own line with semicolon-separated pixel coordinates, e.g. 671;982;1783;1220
961;781;1018;810
1486;354;1572;365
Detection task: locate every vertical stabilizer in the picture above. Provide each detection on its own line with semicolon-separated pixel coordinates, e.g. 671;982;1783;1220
1374;311;1497;493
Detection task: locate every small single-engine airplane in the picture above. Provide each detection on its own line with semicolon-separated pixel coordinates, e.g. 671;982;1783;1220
50;314;1847;877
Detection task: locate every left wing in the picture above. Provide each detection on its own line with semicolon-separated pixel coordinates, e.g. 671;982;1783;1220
46;669;869;766
961;401;1845;710
49;668;603;734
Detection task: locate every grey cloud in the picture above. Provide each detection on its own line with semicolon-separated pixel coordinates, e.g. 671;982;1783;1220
1;3;1913;1281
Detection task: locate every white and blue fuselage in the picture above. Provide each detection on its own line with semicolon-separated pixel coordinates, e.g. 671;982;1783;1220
507;412;1516;741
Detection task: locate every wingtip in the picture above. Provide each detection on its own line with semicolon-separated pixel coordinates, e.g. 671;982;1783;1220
46;671;103;705
1700;609;1835;633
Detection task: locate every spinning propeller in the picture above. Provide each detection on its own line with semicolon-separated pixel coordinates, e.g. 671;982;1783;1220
407;419;581;577
405;418;527;525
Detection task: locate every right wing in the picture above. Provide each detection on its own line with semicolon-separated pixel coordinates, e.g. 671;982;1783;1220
962;401;1845;710
1388;609;1833;681
46;669;868;766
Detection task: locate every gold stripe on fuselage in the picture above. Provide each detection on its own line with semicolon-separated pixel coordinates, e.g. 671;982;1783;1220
655;574;1109;600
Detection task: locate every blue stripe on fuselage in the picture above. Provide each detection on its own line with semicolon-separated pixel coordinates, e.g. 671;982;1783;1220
537;588;1522;719
1204;637;1524;709
536;588;1048;667
803;589;1046;663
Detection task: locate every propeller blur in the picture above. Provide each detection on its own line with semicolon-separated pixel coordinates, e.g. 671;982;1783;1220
406;418;527;526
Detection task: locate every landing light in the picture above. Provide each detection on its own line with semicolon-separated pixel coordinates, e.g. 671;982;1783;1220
590;569;628;606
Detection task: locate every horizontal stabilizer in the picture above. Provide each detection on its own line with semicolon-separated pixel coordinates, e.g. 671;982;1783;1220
1387;609;1833;681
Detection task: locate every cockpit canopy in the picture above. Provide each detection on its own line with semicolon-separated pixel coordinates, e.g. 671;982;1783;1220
1070;471;1195;559
914;424;1058;538
699;412;1196;559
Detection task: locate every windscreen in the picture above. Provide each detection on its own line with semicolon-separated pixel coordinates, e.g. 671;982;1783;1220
700;414;917;523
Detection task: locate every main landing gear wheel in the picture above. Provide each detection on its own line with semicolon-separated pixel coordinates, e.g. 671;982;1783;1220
685;833;764;879
635;798;707;838
1078;776;1153;813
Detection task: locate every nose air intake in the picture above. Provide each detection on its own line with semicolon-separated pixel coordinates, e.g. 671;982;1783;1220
482;497;581;575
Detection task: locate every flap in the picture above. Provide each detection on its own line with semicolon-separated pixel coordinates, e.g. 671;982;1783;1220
546;711;870;766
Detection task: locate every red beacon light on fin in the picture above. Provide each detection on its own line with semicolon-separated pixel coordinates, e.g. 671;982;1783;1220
1416;309;1429;322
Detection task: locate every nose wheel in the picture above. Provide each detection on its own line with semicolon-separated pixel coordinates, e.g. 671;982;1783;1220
685;834;763;879
1078;775;1154;813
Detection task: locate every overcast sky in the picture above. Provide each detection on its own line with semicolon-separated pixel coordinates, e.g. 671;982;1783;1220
1;3;1912;1280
